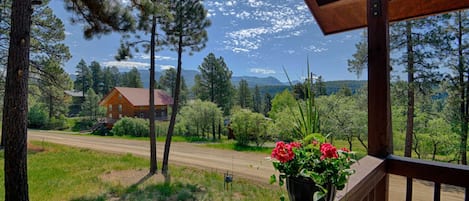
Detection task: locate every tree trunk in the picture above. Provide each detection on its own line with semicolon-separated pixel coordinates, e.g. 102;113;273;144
149;15;157;174
2;0;32;200
457;11;468;165
404;22;415;201
162;33;183;176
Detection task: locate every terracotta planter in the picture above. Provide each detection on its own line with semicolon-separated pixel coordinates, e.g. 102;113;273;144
286;177;336;201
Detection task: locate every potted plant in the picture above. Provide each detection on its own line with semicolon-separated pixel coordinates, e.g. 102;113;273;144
270;62;356;201
270;134;355;201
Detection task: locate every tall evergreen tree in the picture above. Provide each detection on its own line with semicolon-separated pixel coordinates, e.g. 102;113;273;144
161;0;210;175
252;85;262;113
314;76;327;96
196;53;233;114
74;59;92;93
89;61;103;94
159;68;188;105
263;92;272;117
438;11;469;165
2;0;33;199
121;67;143;88
237;79;251;109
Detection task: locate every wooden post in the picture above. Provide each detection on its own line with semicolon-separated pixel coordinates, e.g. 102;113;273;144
367;0;392;159
367;0;391;200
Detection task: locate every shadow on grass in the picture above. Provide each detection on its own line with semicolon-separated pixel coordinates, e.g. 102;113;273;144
71;173;205;201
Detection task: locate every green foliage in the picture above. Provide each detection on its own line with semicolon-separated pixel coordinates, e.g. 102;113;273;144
230;108;271;147
268;89;296;120
46;115;69;130
111;117;149;137
28;104;48;129
121;67;143;88
176;100;223;139
80;89;105;120
74;59;92;92
195;53;233;114
237;79;252;109
159;68;189;105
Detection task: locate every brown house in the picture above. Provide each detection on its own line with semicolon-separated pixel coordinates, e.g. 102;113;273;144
99;87;173;125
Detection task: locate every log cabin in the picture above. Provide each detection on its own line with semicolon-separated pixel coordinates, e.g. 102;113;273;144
99;87;173;126
303;0;469;200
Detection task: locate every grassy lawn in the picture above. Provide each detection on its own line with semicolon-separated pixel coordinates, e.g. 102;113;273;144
0;142;285;201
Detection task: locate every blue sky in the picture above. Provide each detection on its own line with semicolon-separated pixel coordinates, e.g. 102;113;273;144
49;0;365;82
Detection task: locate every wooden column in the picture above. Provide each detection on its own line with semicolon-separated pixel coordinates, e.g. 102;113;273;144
367;0;392;158
367;0;391;200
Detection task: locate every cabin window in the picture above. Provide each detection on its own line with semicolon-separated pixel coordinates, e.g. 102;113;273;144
119;114;122;118
108;113;112;118
118;94;122;99
139;112;144;118
109;104;112;111
118;104;122;113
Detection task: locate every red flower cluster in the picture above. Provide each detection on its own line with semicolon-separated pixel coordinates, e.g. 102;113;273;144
271;141;301;163
320;143;338;160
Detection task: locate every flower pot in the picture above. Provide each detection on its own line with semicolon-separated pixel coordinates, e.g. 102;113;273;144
286;177;336;201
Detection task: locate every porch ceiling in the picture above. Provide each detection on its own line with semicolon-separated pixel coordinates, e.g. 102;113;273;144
305;0;469;35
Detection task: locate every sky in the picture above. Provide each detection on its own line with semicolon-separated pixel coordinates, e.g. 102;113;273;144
48;0;366;82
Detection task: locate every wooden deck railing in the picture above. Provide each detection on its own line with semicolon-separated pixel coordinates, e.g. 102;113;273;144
335;155;469;201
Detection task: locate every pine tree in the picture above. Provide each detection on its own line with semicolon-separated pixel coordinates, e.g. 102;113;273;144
161;0;210;175
237;79;252;109
196;53;233;114
74;59;92;93
252;85;262;113
2;0;33;200
89;61;104;94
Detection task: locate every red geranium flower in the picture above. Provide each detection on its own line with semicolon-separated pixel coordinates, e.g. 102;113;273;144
340;147;350;152
271;141;296;163
320;143;338;160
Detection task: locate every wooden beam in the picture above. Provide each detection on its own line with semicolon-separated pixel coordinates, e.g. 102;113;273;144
304;0;469;35
367;0;392;158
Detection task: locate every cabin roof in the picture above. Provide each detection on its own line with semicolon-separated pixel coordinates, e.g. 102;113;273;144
100;87;173;107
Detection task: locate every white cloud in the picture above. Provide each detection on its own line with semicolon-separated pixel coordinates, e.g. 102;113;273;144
102;61;149;69
305;45;328;53
250;68;276;75
64;31;72;36
139;54;175;61
160;65;175;70
220;2;315;53
232;47;249;53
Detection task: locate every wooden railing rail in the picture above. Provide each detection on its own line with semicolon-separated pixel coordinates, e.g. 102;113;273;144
387;155;469;201
386;155;469;188
335;155;387;201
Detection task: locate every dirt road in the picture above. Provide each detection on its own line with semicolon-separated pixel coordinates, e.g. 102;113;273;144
28;130;465;201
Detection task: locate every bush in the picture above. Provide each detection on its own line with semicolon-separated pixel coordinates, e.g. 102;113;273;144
111;117;149;137
28;104;48;129
72;118;95;131
46;115;69;130
230;108;271;147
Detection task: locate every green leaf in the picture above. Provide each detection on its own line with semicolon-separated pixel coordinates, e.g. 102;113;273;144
270;174;277;184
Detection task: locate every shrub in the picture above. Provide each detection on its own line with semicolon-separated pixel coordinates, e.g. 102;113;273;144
72;118;95;131
230;108;271;147
28;104;48;129
111;117;149;137
46;115;69;130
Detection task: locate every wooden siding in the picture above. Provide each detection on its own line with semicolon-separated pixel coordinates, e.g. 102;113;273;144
101;89;169;122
